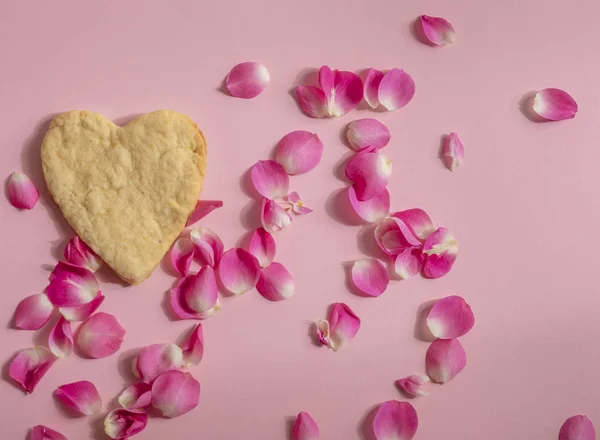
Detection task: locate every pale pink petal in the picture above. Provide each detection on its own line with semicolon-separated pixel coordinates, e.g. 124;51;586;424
181;266;219;315
425;338;467;383
9;346;56;393
59;293;105;322
286;192;313;215
64;236;102;271
248;227;276;268
325;303;361;351
46;262;100;307
261;198;293;233
328;70;364;117
118;382;152;410
104;409;148;439
170;237;195;277
373;400;419;440
76;312;125;359
318;65;335;99
218;248;261;295
151;370;200;418
296;86;329;119
396;374;430;397
275;130;323;175
180;323;204;367
363;68;384;109
422;227;458;278
427;295;475;339
190;226;224;268
391;209;435;241
351;258;389;297
374;217;421;257
292;411;320;440
135;343;183;383
225;62;269;99
346;118;391;152
378;69;416;111
348;186;390;223
48;317;73;358
7;171;39;210
31;425;67;440
186;200;223;227
251;160;290;200
345;151;392;201
169;281;221;321
559;415;596;440
55;380;102;415
256;262;295;301
533;88;578;121
394;248;423;279
14;293;54;330
442;132;464;171
420;15;455;46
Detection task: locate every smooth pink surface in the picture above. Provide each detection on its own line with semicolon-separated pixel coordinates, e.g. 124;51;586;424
1;1;599;439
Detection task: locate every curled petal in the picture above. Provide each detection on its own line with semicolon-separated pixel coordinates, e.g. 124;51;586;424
225;61;269;99
46;262;100;307
351;258;389;297
190;226;224;268
55;380;102;415
321;303;360;351
218;248;261;295
261;198;293;233
14;293;54;330
170;237;195;277
9;346;56;393
59;293;105;322
422;227;458;278
363;68;384;109
251;160;290;200
442;132;464;171
345;152;392;201
328;70;363;117
373;400;419;440
275;131;323;175
559;415;596;440
296;86;329;118
7;171;39;210
396;374;430;397
118;382;152;410
346;119;391;152
48;317;73;358
31;425;67;440
180;323;204;367
378;69;416;111
64;236;102;271
533;88;578;121
169;280;221;321
104;409;148;439
248;227;277;268
419;15;455;46
186;200;223;227
348;186;390;223
427;295;475;339
286;192;313;215
77;312;125;359
394;248;423;279
292;411;320;440
426;338;467;383
316;319;330;346
374;217;421;257
136;343;183;383
151;370;200;418
391;209;435;241
256;262;295;301
182;266;219;313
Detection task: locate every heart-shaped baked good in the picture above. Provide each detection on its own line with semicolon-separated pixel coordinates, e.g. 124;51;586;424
42;110;206;284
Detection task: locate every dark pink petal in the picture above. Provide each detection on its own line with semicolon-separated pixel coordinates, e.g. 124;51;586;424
373;400;418;440
275;130;324;175
59;293;105;322
14;293;54;330
422;227;458;278
225;62;269;99
261;198;293;233
218;248;261;295
533;88;578;121
396;374;430;397
363;68;384;109
31;426;67;440
345;151;392;201
292;411;320;440
136;343;183;383
151;370;200;418
318;65;335;99
346;119;391;152
286;192;313;215
419;15;455;46
394;249;423;279
64;236;102;271
182;266;219;314
190;226;224;268
248;227;277;268
170;237;195;277
427;295;475;339
46;262;100;307
351;258;389;297
442;132;464;171
251;160;290;200
55;380;102;415
348;186;390;223
426;338;467;383
256;262;295;301
76;312;125;359
7;171;39;210
296;86;329;118
391;209;435;241
9;346;56;393
559;415;596;440
118;382;152;410
374;217;421;258
48;317;73;358
180;323;204;367
328;70;364;117
104;409;148;439
186;200;223;227
319;303;360;351
378;69;416;111
169;276;221;320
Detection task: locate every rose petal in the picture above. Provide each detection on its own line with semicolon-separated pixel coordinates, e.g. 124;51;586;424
374;217;421;257
318;303;360;351
190;226;224;268
395;374;430;397
422;227;458;278
59;293;105;322
378;69;416;111
346;119;391;152
48;317;73;358
328;70;364;117
394;248;423;279
136;343;183;383
363;68;384;109
225;62;269;99
425;338;467;383
46;262;100;307
104;409;148;439
316;319;330;346
64;236;102;272
345;151;392;201
391;209;435;241
442;132;464;171
170;237;195;277
55;380;102;415
251;160;290;200
419;15;455;46
292;411;320;440
559;415;596;440
179;266;219;315
31;425;67;440
256;262;295;301
118;382;152;410
180;323;204;367
14;293;54;330
427;295;475;339
351;258;389;297
186;200;223;227
248;227;277;268
9;346;56;393
318;65;335;99
373;400;418;440
286;192;313;215
151;370;200;418
533;88;578;121
76;312;125;359
296;86;329;118
7;171;39;210
218;248;262;295
348;186;390;223
261;198;293;233
275;130;324;175
169;279;221;321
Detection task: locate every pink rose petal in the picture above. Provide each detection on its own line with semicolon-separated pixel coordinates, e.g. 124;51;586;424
317;303;360;351
374;217;421;258
348;186;390;223
169;276;221;321
373;400;419;440
351;258;389;297
190;226;224;268
76;312;125;359
251;160;290;200
248;227;277;268
426;338;467;383
136;343;183;383
442;132;464;171
324;67;363;117
48;317;73;358
422;227;458;278
180;323;204;367
9;346;56;393
292;411;320;440
14;293;54;330
394;248;423;279
225;61;269;99
296;86;329;118
7;171;39;210
261;198;293;233
31;425;67;440
427;295;475;339
46;262;100;307
55;380;102;415
104;409;148;439
533;88;578;121
170;237;195;277
118;382;152;410
64;236;102;271
218;248;262;295
151;370;200;418
286;192;313;215
363;68;384;109
396;374;430;397
419;15;455;46
256;261;295;301
182;266;219;314
319;65;335;99
186;200;223;227
391;209;435;241
345;151;392;201
59;293;105;322
275;130;324;175
378;69;416;111
346;119;391;152
559;415;596;440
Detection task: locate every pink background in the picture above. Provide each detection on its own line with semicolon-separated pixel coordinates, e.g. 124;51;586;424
1;0;599;438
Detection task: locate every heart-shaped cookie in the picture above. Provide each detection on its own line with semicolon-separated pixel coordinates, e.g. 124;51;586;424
42;110;206;284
